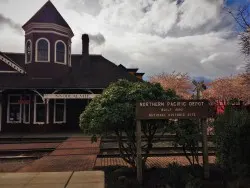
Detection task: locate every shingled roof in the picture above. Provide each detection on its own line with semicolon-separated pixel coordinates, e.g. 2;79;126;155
0;52;141;89
22;0;71;29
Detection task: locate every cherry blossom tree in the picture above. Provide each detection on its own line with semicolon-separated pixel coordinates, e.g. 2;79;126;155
149;71;193;99
203;74;250;113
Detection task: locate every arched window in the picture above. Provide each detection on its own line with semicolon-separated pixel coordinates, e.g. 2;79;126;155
25;40;32;64
36;38;50;62
55;41;66;64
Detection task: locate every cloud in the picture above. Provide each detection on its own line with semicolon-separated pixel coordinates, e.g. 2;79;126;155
72;0;241;79
88;33;106;54
0;13;22;35
65;0;102;16
0;0;9;3
0;0;246;80
88;33;106;45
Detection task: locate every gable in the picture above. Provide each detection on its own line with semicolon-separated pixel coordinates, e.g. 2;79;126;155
0;59;18;73
0;52;26;74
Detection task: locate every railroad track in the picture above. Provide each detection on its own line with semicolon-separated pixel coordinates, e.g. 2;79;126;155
0;137;64;160
99;135;216;157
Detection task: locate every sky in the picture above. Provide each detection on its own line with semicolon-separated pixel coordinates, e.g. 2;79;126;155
0;0;249;81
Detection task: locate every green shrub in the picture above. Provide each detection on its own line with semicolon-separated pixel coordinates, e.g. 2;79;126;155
165;119;201;174
80;79;178;168
213;106;250;177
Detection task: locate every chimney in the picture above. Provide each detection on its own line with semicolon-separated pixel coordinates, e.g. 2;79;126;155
82;34;89;56
80;34;91;73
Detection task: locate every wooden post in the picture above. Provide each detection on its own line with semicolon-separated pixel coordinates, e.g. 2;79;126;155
202;118;209;179
136;120;143;185
45;99;49;124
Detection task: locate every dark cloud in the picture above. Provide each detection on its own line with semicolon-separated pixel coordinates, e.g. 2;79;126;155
88;33;106;45
0;13;22;35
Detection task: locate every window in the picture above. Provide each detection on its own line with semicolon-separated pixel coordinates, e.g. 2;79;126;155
36;38;50;62
53;99;66;123
55;41;66;64
7;95;22;123
25;40;32;63
34;95;46;124
7;95;31;124
23;95;30;124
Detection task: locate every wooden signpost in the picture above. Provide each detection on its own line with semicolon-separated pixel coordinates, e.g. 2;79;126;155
135;100;210;184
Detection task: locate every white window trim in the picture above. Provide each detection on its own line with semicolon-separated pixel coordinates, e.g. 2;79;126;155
35;38;50;62
68;42;71;67
0;99;2;132
53;99;66;124
54;40;67;65
0;71;18;73
23;95;31;124
25;40;32;64
7;94;22;124
34;95;46;124
46;99;49;124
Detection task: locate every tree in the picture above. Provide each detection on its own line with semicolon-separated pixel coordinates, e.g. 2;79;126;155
226;3;250;57
203;74;250;113
79;79;178;168
226;3;250;85
149;71;193;99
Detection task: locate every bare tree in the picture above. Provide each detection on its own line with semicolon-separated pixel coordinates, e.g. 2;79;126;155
226;3;250;84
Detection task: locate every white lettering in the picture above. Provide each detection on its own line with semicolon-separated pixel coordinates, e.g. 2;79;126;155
188;102;204;107
43;94;99;99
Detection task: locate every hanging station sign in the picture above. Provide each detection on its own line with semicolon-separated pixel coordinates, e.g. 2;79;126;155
136;100;210;119
43;94;100;99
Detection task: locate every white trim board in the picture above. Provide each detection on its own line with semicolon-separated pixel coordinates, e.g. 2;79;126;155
26;30;69;38
0;101;2;132
23;23;74;37
0;71;18;73
44;94;99;99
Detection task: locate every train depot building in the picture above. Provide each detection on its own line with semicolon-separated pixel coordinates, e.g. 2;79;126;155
0;1;144;133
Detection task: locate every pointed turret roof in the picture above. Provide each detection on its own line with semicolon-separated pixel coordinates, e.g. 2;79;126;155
22;0;71;29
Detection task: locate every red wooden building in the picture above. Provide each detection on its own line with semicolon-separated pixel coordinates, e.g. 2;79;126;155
0;1;144;133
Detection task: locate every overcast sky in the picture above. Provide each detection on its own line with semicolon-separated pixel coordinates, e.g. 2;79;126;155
0;0;248;80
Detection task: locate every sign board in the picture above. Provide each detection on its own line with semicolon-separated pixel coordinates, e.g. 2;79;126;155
136;100;210;120
135;99;210;185
43;94;99;99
